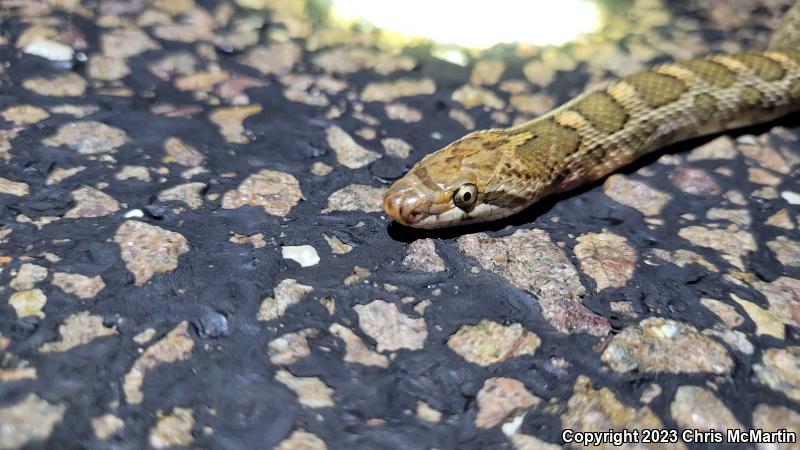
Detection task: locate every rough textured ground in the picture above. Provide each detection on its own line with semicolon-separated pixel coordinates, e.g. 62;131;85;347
0;0;799;449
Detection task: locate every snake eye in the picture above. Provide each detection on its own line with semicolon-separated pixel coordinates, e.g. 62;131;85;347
453;183;479;210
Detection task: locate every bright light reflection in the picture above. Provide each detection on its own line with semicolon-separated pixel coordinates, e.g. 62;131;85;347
332;0;602;48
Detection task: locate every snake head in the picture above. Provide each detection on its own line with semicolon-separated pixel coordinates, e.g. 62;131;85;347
383;130;529;228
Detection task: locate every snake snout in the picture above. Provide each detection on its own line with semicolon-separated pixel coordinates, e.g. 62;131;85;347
383;189;429;226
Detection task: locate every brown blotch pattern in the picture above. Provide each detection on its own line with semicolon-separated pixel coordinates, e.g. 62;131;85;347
625;72;688;107
729;53;786;81
571;91;628;134
740;85;766;107
679;59;737;87
516;120;580;171
693;92;719;118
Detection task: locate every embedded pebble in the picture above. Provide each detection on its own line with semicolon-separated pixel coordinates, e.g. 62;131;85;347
123;321;194;404
149;407;194;449
385;103;422;122
754;347;800;401
522;61;555;86
43;121;128;154
678;225;756;270
510;434;561;450
751;277;800;329
275;370;334;408
114;221;189;285
781;190;800;204
670;386;742;430
748;167;782;185
221;169;302;216
276;430;327;450
402;239;446;272
9;289;47;318
164;137;205;167
268;329;316;365
311;47;414;74
282;245;320;267
767;236;800;267
458;229;609;336
752;404;800;450
322;234;352;254
704;326;754;355
0;130;16;160
241;42;302;75
381;138;413;159
116;166;151;181
92;414;125;440
174;69;230;91
311;161;333;176
510;94;554;116
475;377;540;429
449;109;476;129
354;300;427;352
101;28;159;58
757;187;784;200
0;178;30;197
65;186;120;218
669;167;721;196
361;78;436;102
209;105;262;144
0;394;65;449
416;401;442;423
731;294;785;339
40;312;116;352
88;55;130;80
1;104;49;125
325;126;381;169
766;209;794;229
23;39;73;61
451;85;505;109
686;136;737;161
158;182;206;209
47;166;85;185
739;142;790;174
329;323;389;368
706;208;751;227
574;230;637;292
51;272;105;299
10;263;48;290
257;279;313;321
470;59;506;85
700;298;743;328
601;317;732;374
562;376;683;450
323;184;385;213
603;174;671;216
23;73;87;96
447;320;540;366
650;248;718;272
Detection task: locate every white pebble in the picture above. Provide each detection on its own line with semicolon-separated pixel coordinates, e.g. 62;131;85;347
501;413;526;436
281;245;320;267
124;209;144;218
781;190;800;205
23;40;74;62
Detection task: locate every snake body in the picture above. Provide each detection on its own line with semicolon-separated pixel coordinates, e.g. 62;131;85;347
383;2;800;228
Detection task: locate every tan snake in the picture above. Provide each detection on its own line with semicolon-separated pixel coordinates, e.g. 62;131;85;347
383;1;800;228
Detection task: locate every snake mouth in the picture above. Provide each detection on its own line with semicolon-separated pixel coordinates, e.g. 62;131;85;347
383;191;430;226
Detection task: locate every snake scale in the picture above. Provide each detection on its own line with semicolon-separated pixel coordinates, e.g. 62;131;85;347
383;1;800;228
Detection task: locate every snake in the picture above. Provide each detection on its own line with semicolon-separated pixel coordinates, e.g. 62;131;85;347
383;1;800;228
